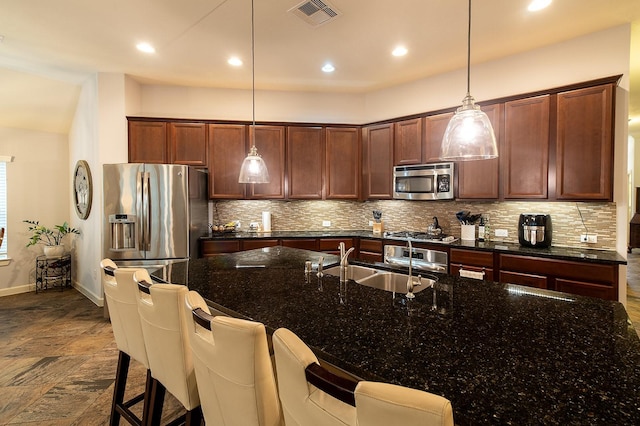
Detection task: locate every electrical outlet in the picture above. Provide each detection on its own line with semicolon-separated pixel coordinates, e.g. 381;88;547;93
322;220;331;227
580;234;597;243
494;229;508;237
368;220;374;226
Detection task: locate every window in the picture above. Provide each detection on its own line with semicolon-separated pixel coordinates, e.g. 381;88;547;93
0;161;6;254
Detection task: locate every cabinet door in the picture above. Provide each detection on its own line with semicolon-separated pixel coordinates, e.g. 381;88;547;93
248;126;286;199
128;121;168;163
201;240;241;257
287;126;324;199
457;104;501;199
363;123;394;199
502;96;549;199
281;239;318;250
499;270;548;289
168;122;207;166
319;238;355;255
241;239;279;251
394;118;423;165
326;127;360;199
556;84;614;200
208;124;246;199
424;112;453;163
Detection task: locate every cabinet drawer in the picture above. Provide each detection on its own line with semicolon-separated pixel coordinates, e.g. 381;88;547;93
360;238;383;253
281;239;318;250
242;239;279;251
201;240;241;256
319;238;355;251
499;254;616;285
450;249;494;268
450;264;494;281
555;278;615;300
499;271;548;289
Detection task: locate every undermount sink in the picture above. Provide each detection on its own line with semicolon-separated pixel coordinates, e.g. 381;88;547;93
324;264;435;294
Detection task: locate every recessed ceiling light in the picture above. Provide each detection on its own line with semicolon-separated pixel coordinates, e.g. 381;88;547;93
136;42;156;54
527;0;551;12
228;57;243;66
322;63;335;73
392;46;408;57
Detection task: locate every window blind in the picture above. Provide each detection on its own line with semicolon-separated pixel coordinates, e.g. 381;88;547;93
0;162;6;254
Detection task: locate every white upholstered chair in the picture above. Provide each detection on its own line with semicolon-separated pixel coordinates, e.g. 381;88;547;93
133;269;202;426
272;327;454;426
183;290;283;425
100;259;158;426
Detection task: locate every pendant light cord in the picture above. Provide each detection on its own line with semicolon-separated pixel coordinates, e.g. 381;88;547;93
466;0;471;96
251;0;256;147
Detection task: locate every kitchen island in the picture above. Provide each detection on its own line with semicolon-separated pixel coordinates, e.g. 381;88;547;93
155;247;640;425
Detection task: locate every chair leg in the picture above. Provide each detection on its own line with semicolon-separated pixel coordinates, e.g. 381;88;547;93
184;406;203;426
146;378;166;426
110;351;130;426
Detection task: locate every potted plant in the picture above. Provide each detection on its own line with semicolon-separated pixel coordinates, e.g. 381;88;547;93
23;220;80;257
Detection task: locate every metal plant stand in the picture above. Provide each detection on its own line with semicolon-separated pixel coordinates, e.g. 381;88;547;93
35;254;71;293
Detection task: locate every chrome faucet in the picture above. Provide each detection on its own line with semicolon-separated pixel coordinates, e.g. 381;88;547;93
405;238;422;299
339;242;355;283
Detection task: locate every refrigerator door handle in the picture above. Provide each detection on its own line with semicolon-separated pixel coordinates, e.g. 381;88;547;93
142;171;151;251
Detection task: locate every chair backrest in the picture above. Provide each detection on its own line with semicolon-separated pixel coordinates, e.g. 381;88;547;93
0;227;4;248
184;290;282;426
354;381;454;426
100;258;149;368
272;328;356;426
133;269;199;411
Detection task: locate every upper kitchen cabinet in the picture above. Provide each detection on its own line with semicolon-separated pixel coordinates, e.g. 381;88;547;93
555;83;614;201
502;95;550;199
168;122;208;167
326;127;360;199
394;118;423;165
128;120;168;163
247;125;286;199
208;124;246;199
287;126;325;199
457;103;501;199
362;123;394;199
423;112;453;163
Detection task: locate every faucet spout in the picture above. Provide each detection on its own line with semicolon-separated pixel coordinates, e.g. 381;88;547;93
406;238;416;299
341;247;355;267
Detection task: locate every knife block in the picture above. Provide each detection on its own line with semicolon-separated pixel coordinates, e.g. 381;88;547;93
373;221;384;234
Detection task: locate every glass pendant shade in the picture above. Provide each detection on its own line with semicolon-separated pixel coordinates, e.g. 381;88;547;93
440;94;498;161
238;144;270;183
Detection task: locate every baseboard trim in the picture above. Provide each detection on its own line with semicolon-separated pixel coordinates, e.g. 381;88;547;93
72;281;104;307
0;283;35;297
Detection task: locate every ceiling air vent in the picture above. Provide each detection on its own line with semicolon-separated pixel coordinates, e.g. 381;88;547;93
289;0;341;27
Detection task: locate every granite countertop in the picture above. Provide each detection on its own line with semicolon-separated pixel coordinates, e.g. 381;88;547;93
201;230;627;265
156;247;640;425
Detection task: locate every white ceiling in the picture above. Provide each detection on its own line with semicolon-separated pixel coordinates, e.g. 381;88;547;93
0;0;639;136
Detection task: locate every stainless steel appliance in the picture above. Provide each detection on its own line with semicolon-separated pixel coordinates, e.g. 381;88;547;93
103;163;208;264
518;214;552;248
384;244;448;273
384;231;456;244
393;162;455;200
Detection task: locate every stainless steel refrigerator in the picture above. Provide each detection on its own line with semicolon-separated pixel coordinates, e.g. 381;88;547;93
102;163;208;267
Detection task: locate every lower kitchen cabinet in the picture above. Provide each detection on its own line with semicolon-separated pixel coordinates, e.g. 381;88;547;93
280;239;319;250
201;240;241;256
499;254;617;300
358;238;383;263
242;239;279;251
450;248;495;281
319;238;355;256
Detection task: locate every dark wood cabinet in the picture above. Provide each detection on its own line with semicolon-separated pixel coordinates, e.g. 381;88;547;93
248;126;286;199
555;83;614;201
280;239;318;250
201;240;241;256
449;248;495;281
502;95;549;199
326;127;360;199
498;253;617;300
208;124;247;199
394;118;423;165
362;123;394;199
287;126;324;199
457;104;501;199
358;238;383;263
168;122;207;166
319;238;355;256
241;239;279;251
423;112;453;163
128;121;168;163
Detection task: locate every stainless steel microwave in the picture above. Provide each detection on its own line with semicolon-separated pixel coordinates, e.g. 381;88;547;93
393;162;455;200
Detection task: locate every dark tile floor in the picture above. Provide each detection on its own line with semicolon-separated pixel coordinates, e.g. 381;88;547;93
1;254;639;425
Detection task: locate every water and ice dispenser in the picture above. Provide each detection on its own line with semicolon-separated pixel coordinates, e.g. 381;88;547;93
109;214;136;250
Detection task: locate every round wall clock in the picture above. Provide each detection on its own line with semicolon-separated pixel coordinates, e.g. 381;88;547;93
73;160;93;220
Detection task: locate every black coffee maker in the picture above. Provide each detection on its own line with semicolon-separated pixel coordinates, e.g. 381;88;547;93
518;214;552;248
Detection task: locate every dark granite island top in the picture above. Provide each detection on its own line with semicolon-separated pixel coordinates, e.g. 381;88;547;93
156;247;640;425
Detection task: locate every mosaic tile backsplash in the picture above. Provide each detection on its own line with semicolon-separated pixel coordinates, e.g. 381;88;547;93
210;199;618;250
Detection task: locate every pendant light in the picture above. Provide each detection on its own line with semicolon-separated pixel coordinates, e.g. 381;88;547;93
239;0;270;183
440;0;498;161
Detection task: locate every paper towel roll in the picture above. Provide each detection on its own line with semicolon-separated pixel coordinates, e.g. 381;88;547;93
262;211;271;232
